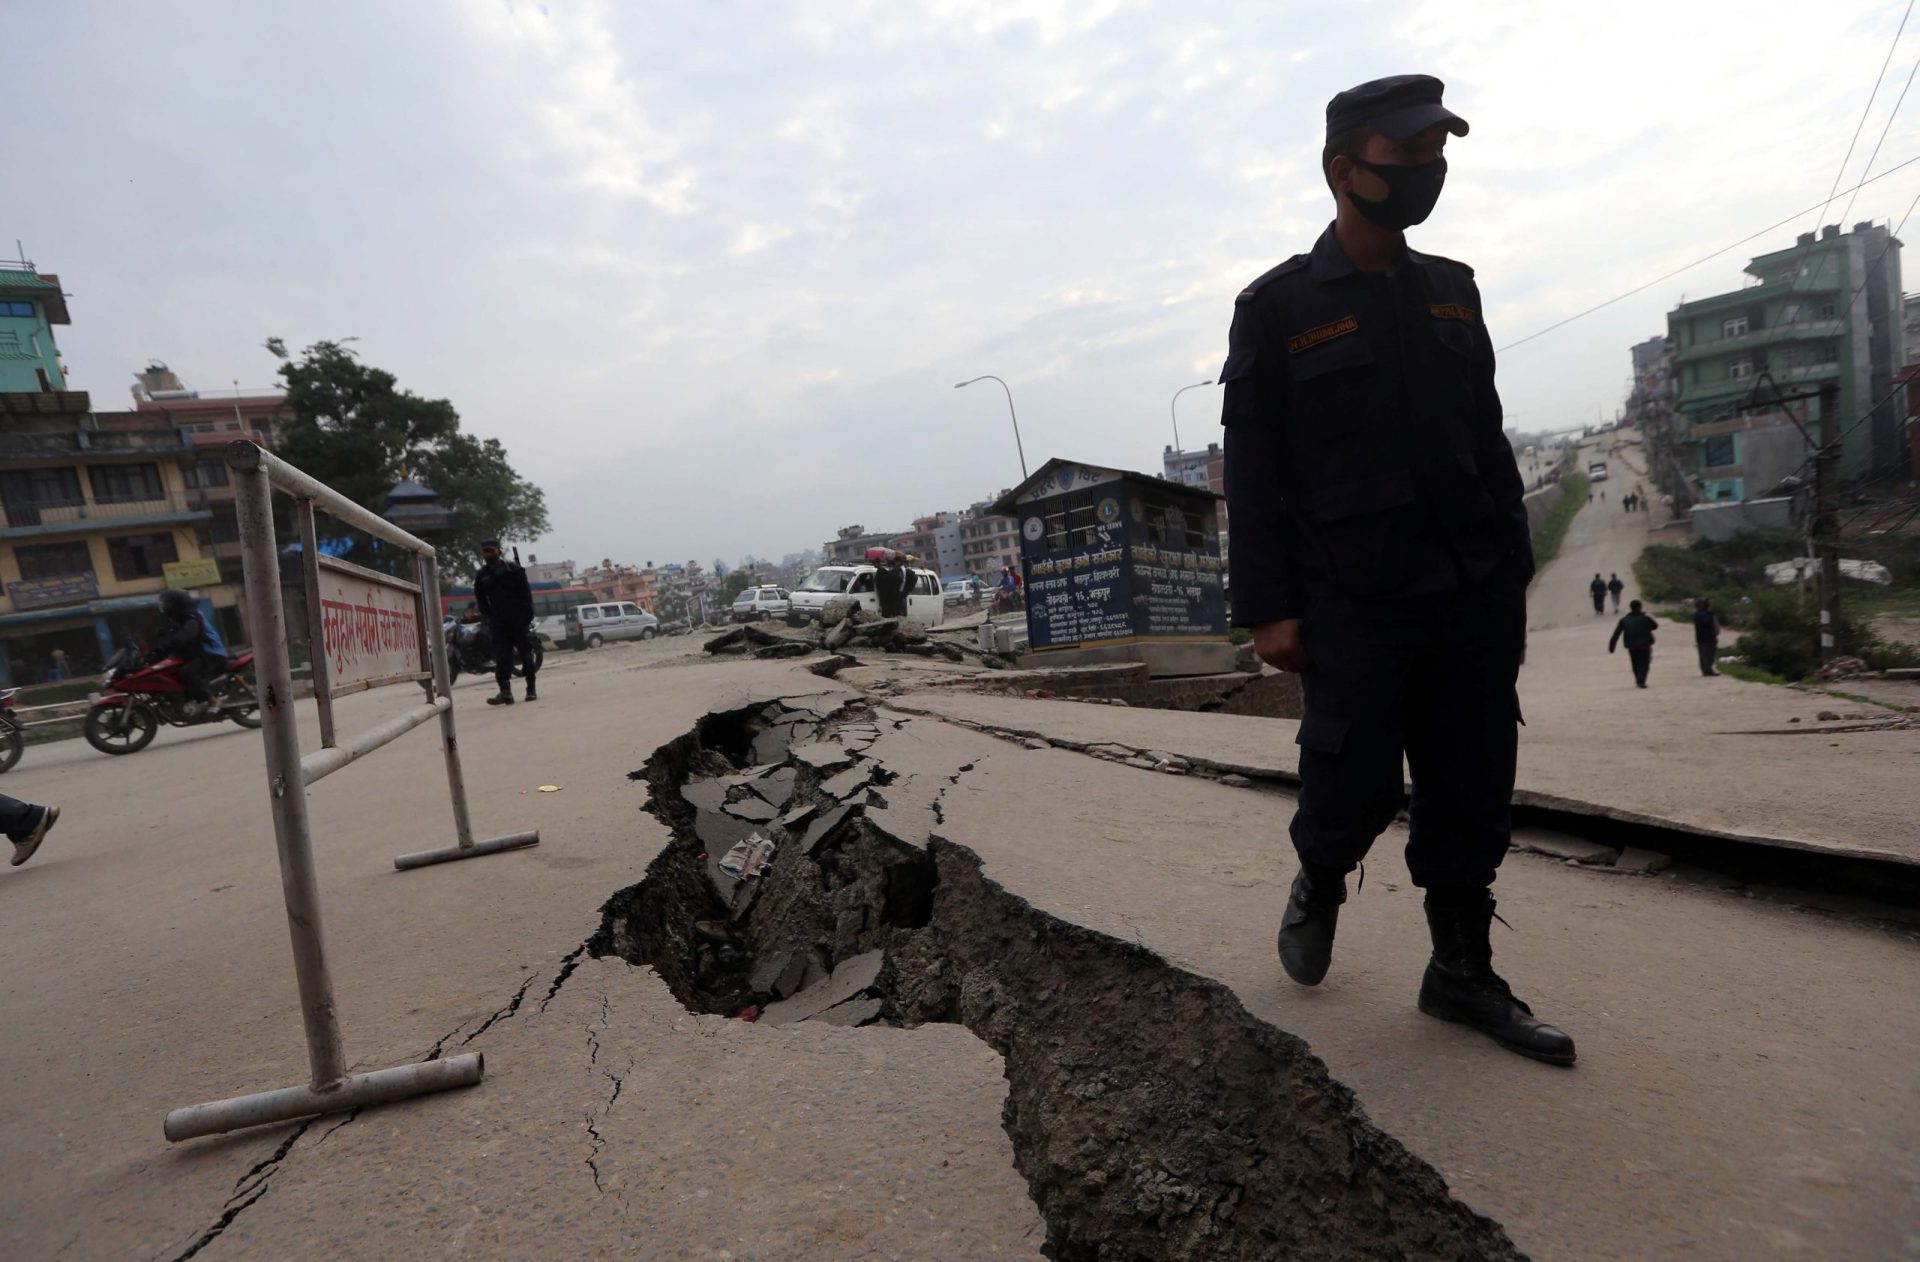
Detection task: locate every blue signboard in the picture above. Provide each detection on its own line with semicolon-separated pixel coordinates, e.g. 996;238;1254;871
8;573;100;611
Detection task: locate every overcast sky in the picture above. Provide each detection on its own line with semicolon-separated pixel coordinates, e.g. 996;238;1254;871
15;1;1920;569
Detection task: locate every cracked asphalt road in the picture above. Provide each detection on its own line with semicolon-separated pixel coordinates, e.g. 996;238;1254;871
0;651;1040;1260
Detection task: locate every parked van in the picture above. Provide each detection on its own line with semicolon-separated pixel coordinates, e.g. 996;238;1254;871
1587;461;1609;483
564;601;660;648
786;565;946;626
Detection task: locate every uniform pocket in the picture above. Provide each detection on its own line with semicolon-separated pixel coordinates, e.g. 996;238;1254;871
1295;710;1350;755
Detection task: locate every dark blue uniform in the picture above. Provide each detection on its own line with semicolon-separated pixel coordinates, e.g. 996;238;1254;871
1222;223;1532;891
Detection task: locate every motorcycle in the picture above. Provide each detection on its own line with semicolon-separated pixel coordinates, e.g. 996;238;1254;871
443;616;543;683
83;649;263;755
0;688;22;774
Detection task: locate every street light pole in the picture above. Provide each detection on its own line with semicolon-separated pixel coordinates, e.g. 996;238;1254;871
1170;379;1212;453
955;375;1028;480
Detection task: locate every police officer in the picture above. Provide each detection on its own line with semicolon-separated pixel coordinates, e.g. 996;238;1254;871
474;540;537;705
1220;75;1573;1065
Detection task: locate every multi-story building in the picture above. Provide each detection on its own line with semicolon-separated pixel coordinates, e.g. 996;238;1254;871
1667;221;1906;501
119;363;283;588
1162;443;1228;539
0;269;260;683
825;524;897;565
0;266;72;394
891;512;965;575
0;409;235;684
957;494;1019;580
523;556;576;586
1623;335;1690;505
580;559;658;611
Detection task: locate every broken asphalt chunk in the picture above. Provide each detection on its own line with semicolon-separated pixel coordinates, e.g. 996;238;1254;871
758;950;885;1027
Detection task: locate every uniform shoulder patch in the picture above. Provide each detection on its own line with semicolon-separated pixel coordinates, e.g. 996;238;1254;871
1286;314;1359;354
1430;302;1477;324
1237;254;1309;302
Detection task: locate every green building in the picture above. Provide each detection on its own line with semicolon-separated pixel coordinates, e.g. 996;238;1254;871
1666;221;1905;501
0;266;72;395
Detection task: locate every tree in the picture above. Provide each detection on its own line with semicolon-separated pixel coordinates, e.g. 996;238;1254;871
265;339;549;574
717;570;755;605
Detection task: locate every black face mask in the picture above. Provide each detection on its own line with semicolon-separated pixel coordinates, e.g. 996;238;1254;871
1346;156;1447;231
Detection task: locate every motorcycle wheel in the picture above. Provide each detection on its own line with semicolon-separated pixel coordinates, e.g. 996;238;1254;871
223;673;264;729
0;723;21;773
85;703;158;755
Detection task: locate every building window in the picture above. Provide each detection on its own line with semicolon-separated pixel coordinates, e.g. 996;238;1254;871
1816;301;1836;319
1780;304;1801;324
88;462;166;504
15;540;95;580
1727;360;1753;380
1722;316;1749;338
0;300;34;317
107;533;180;581
1702;435;1737;468
187;460;229;488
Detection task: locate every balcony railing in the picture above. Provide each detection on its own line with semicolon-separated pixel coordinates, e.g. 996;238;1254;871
0;429;193;459
1;491;213;532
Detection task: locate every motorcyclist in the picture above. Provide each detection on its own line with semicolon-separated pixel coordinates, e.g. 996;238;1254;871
473;539;537;705
153;588;229;713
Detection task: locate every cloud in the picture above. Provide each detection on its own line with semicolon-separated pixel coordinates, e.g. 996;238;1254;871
17;0;1920;569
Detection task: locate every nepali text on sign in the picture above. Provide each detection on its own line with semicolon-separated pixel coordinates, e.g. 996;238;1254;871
314;561;423;694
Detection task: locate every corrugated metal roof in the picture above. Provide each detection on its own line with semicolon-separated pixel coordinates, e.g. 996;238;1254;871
0;269;58;291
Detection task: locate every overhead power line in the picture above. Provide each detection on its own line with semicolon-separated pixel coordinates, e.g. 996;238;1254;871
1496;154;1920;354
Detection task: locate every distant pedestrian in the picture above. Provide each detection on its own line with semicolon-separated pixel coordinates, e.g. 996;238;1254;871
1589;573;1607;614
4;795;59;867
1693;598;1720;676
474;540;538;705
1608;600;1659;688
1606;573;1624;612
49;647;68;682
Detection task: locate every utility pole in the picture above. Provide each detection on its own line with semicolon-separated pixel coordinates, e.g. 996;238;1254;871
1813;379;1843;663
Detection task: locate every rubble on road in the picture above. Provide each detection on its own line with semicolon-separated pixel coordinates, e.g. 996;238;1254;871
702;604;1014;672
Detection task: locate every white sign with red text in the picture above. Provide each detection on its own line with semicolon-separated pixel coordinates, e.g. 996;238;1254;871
314;562;423;694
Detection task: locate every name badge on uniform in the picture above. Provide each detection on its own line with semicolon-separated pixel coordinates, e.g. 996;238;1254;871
1429;303;1477;324
1287;315;1359;355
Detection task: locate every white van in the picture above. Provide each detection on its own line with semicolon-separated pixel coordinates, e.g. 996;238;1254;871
564;601;660;648
787;565;946;626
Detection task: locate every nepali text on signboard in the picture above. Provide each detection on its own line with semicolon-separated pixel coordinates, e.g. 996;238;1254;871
7;573;100;611
313;560;423;694
1024;537;1134;649
163;556;222;589
1128;545;1227;638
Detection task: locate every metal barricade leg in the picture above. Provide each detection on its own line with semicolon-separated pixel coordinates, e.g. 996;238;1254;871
164;447;483;1141
392;553;539;871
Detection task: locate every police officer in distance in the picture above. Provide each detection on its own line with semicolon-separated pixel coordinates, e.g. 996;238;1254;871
474;539;538;705
1220;75;1574;1065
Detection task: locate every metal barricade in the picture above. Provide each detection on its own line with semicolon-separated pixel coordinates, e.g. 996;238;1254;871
163;440;538;1142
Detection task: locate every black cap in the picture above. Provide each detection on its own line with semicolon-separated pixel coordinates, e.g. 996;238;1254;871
480;538;501;550
1326;74;1468;142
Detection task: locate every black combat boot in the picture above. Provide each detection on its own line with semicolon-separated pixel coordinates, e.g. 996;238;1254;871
524;678;538;702
487;687;514;706
1418;890;1576;1066
1276;865;1346;986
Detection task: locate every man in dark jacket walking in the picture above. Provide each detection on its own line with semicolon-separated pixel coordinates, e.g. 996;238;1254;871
1221;74;1572;1066
1589;573;1607;615
474;540;537;705
1693;598;1720;676
1609;600;1659;688
1606;573;1624;613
